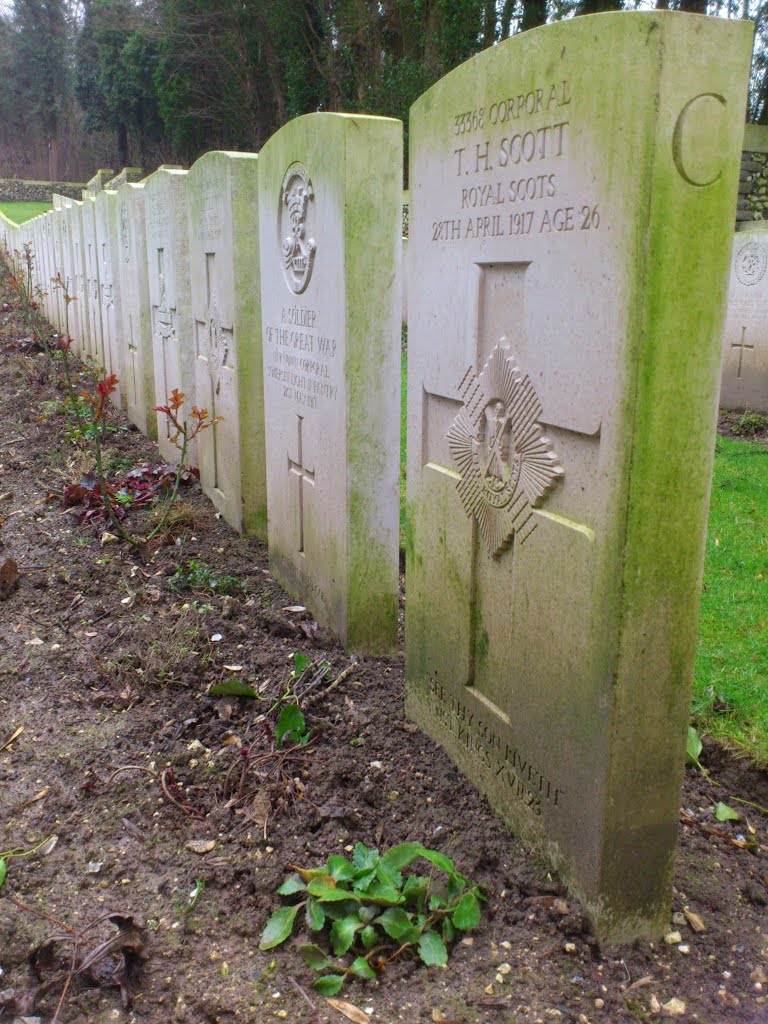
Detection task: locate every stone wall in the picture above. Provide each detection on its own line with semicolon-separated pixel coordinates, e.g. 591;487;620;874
0;178;87;203
104;167;144;191
738;124;768;228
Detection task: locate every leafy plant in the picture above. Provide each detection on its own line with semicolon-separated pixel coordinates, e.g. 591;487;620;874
714;801;740;823
167;559;244;596
259;841;485;995
736;409;768;436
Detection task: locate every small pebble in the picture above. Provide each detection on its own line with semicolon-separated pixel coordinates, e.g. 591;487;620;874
662;997;686;1017
564;942;577;954
664;930;682;945
677;944;690;954
498;962;512;975
594;998;605;1009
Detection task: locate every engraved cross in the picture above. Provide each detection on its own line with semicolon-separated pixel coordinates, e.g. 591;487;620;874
194;252;234;491
732;326;754;379
287;414;315;553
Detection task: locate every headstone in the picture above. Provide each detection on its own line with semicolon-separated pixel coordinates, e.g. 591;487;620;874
50;207;66;333
113;182;156;438
145;167;197;464
258;113;402;652
186;150;266;537
63;201;91;358
83;196;106;370
404;11;752;943
41;212;56;325
94;189;125;408
720;227;768;413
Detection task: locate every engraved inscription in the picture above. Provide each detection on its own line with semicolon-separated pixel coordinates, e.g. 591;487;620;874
120;203;131;263
264;304;339;411
735;240;768;287
448;341;564;557
428;679;563;815
672;92;727;188
430;80;602;242
280;162;316;294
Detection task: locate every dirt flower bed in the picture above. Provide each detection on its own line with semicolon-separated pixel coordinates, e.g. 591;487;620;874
0;271;767;1024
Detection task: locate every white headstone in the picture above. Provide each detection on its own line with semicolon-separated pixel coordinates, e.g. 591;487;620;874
83;197;105;370
258;113;402;652
113;182;156;438
145;168;197;464
63;202;91;358
95;189;125;408
186;150;266;537
720;227;768;413
404;11;752;943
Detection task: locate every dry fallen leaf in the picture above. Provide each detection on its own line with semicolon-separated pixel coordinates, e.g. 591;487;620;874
185;839;216;855
0;725;24;752
39;835;59;856
682;907;706;933
24;637;43;646
0;558;19;600
17;786;50;810
326;997;370;1024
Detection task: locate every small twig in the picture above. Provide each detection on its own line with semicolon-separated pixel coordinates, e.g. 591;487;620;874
101;764;159;789
289;975;318;1013
304;664;356;710
51;933;79;1023
3;894;77;935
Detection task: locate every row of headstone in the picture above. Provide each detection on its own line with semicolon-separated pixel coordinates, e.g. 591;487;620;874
0;11;753;945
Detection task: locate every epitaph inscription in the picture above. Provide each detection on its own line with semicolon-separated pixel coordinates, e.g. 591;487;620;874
120;204;131;263
264;305;339;411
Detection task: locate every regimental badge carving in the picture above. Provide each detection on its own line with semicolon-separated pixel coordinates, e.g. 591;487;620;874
280;162;316;294
735;241;768;287
120;205;131;264
448;341;564;558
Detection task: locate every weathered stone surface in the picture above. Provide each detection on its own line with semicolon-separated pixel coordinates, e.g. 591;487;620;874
721;226;768;413
145;167;197;464
94;189;125;408
82;196;106;370
112;182;156;438
258;113;402;653
186;151;266;537
404;11;752;943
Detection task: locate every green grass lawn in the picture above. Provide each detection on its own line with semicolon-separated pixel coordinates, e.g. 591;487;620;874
694;434;768;766
0;201;52;224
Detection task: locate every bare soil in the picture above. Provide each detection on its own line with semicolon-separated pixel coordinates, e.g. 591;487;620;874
0;276;767;1024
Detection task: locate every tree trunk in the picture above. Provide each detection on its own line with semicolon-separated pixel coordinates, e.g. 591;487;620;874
117;121;129;167
520;0;547;33
48;136;58;180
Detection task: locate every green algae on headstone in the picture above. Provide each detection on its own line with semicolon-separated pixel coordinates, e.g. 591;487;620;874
404;11;753;944
257;113;402;653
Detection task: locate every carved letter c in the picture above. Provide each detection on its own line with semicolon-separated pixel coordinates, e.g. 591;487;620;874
672;93;727;188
